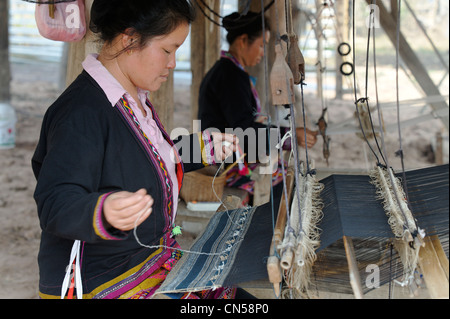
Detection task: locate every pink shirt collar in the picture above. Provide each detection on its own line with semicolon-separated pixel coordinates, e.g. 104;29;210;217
82;53;148;108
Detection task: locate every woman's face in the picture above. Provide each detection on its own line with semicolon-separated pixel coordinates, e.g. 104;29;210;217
242;30;270;67
123;22;190;92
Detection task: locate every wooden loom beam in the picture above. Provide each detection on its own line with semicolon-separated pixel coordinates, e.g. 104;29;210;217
343;236;364;299
430;236;449;281
418;235;449;299
267;166;295;297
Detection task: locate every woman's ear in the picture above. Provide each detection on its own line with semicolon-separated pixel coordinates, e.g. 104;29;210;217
121;28;137;50
239;34;249;48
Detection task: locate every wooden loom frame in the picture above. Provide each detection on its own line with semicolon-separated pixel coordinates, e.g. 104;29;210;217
61;0;447;299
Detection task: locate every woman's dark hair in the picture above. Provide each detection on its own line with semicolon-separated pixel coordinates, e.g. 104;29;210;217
90;0;196;50
222;11;270;45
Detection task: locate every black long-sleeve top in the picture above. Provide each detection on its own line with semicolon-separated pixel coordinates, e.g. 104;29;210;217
32;71;211;298
198;57;270;162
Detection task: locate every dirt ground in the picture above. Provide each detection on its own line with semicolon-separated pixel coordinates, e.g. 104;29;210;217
0;59;447;299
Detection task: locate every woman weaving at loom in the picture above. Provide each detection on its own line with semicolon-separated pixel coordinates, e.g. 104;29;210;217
198;10;318;197
31;0;243;299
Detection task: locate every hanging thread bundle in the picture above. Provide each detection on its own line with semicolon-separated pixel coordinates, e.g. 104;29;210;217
278;164;324;299
369;165;425;287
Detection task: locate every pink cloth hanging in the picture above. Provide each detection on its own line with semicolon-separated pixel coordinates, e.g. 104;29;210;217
35;0;86;42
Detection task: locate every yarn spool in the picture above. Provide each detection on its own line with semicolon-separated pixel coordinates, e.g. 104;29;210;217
280;245;294;270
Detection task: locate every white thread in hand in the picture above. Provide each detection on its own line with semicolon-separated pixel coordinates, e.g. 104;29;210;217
222;141;232;148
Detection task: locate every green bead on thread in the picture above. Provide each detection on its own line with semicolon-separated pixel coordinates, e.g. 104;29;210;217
172;225;182;237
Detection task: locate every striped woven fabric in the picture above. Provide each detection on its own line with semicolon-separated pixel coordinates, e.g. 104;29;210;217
156;206;258;295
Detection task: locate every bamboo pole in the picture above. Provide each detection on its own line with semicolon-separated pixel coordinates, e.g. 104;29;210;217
343;236;364;299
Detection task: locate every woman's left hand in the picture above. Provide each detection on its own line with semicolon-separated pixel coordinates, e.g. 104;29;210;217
211;132;239;162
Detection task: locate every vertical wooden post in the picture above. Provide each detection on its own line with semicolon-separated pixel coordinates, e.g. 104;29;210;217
243;0;273;111
65;0;101;86
190;6;205;130
273;0;287;37
314;0;324;101
204;0;221;73
150;71;174;133
435;131;444;165
390;0;398;20
190;0;221;128
0;0;11;103
268;0;288;63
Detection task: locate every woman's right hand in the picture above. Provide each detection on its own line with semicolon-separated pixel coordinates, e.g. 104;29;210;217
103;189;154;231
296;127;319;148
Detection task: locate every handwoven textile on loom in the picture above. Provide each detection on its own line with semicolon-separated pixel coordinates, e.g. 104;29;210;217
312;164;449;295
155;201;281;296
155;165;448;296
317;164;449;251
155;206;258;294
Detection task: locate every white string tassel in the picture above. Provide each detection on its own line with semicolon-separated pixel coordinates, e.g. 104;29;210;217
369;166;418;238
61;240;83;299
280;164;324;299
369;166;425;290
